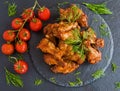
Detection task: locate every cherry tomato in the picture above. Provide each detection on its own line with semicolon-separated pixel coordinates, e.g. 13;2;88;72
15;40;28;53
14;60;28;74
21;8;34;21
1;43;14;55
11;18;23;29
19;28;31;41
3;30;16;42
38;7;51;21
29;18;42;32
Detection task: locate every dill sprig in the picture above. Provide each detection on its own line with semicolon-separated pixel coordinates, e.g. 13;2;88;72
83;2;112;15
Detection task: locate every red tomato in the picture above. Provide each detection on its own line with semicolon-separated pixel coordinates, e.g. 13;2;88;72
38;7;51;21
15;41;28;53
21;8;34;21
14;60;28;74
1;43;14;55
29;18;42;32
3;30;16;42
19;28;31;41
11;18;23;29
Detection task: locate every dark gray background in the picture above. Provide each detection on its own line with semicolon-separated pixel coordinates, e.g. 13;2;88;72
0;0;119;91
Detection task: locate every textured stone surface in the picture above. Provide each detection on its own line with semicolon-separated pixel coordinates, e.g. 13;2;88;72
0;0;119;91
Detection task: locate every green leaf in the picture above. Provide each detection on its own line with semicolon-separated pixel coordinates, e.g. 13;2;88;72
111;63;118;72
74;71;81;76
69;78;83;87
92;69;105;79
65;29;82;45
8;2;17;16
5;68;23;87
34;79;42;86
115;82;120;89
83;2;112;15
99;24;109;37
49;77;56;84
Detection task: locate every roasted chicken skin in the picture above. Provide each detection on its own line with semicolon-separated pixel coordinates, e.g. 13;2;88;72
37;5;104;74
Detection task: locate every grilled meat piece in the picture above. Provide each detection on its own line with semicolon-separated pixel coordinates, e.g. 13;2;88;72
59;4;88;27
51;61;79;74
87;46;102;64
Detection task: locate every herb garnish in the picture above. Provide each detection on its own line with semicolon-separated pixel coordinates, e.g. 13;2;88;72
111;63;118;72
60;5;81;22
83;2;112;14
5;68;23;87
69;78;83;87
99;24;109;37
57;2;69;8
34;79;42;86
65;28;82;45
7;2;17;16
74;71;81;76
92;69;105;79
115;82;120;89
49;77;56;84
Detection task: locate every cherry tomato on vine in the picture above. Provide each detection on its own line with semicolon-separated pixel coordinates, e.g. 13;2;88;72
19;28;31;41
1;43;14;55
21;8;34;21
15;40;28;53
11;18;23;29
3;30;16;42
29;18;42;32
38;7;51;21
14;60;28;74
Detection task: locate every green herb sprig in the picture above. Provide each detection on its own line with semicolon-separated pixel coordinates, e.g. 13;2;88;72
83;2;112;15
34;79;42;86
115;82;120;89
111;63;118;72
5;68;23;87
57;2;69;8
99;24;109;37
49;77;56;84
8;2;17;16
92;69;105;79
69;78;83;87
74;71;81;76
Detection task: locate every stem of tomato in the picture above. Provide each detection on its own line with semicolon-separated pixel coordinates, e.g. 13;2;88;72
8;56;18;63
36;0;42;8
15;0;38;41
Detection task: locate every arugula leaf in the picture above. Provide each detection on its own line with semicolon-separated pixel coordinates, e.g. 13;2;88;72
34;79;42;86
92;69;105;79
83;2;112;14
